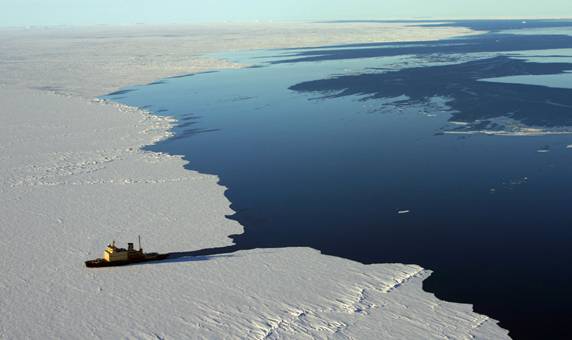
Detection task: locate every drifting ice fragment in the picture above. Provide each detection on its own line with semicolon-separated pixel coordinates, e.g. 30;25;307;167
398;210;411;214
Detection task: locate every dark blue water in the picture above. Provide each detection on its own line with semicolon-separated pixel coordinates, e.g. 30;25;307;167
106;21;572;339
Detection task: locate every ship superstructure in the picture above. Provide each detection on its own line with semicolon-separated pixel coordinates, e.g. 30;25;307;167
85;236;167;267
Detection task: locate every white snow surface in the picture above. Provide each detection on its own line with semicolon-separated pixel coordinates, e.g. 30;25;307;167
0;24;509;339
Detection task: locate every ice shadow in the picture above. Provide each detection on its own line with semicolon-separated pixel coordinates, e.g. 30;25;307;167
166;245;241;261
160;253;236;264
139;247;240;265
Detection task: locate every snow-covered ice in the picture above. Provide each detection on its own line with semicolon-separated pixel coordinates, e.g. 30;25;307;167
0;24;509;339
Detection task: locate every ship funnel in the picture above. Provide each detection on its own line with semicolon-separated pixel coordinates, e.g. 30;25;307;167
138;235;142;251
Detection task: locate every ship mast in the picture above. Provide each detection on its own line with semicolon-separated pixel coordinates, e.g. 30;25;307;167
138;235;142;251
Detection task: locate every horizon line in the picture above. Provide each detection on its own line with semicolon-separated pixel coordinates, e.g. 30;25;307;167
1;16;572;30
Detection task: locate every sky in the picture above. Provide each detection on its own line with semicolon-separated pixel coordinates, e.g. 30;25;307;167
1;0;571;27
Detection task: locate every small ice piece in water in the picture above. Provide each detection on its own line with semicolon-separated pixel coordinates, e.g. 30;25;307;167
566;145;572;149
537;145;551;153
398;210;411;214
